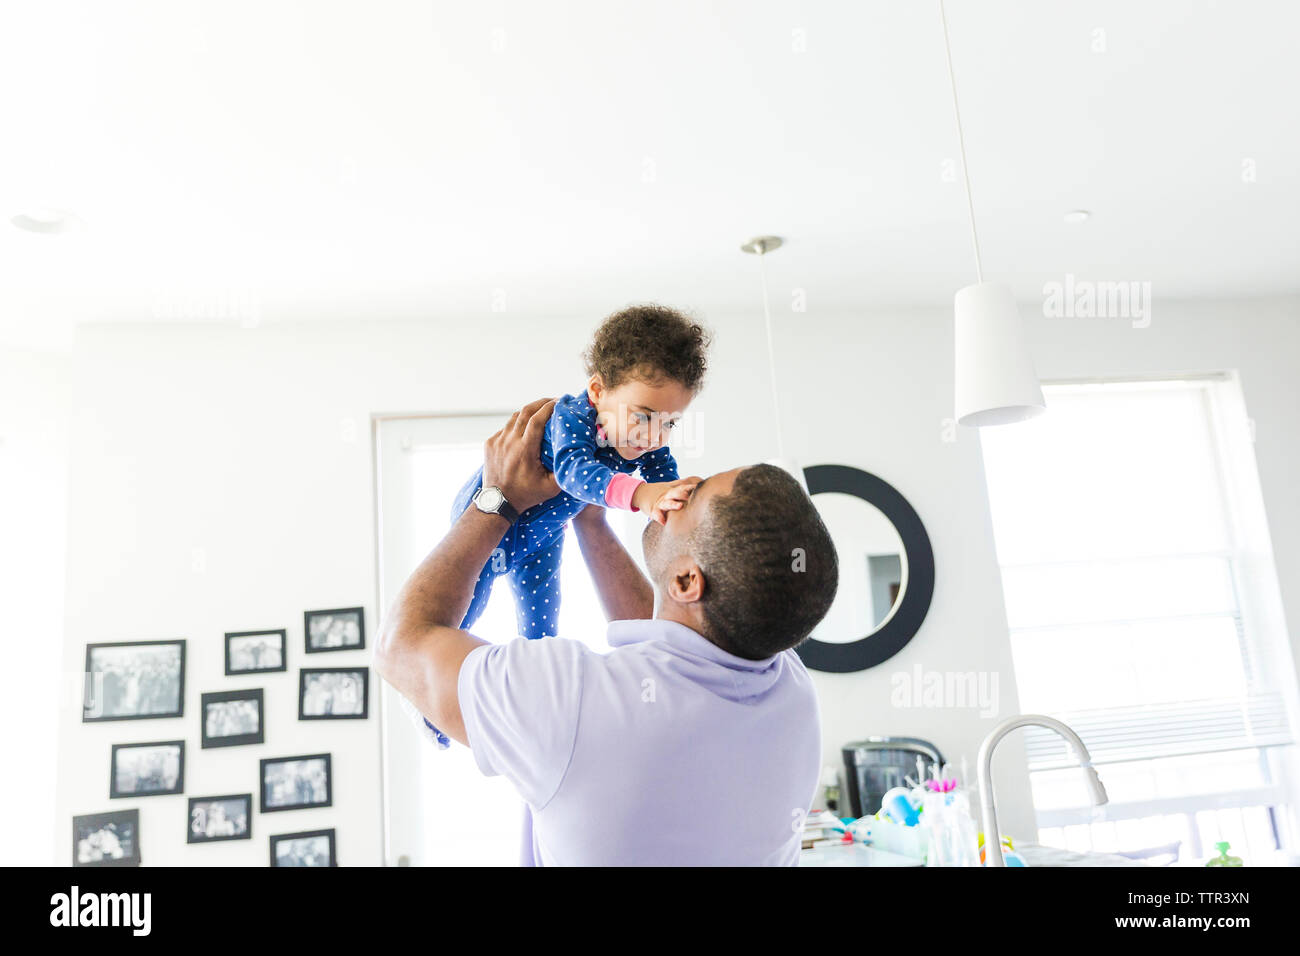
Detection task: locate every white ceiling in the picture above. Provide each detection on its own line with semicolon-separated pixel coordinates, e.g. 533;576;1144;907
2;0;1297;339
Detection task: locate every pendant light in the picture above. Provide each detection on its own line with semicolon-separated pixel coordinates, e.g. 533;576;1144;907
741;235;808;492
940;0;1046;427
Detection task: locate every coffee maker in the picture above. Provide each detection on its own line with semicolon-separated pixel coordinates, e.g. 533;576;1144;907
841;737;944;819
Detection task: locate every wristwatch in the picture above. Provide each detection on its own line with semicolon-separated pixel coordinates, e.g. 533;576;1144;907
472;485;520;524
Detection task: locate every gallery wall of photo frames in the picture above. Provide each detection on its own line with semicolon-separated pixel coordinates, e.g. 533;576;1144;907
73;607;368;867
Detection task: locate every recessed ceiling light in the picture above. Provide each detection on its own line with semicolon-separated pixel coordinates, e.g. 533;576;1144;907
11;208;83;234
1063;209;1091;225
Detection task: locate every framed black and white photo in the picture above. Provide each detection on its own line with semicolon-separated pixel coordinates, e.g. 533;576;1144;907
260;753;331;812
187;794;252;844
225;629;286;675
299;667;368;720
201;689;264;748
303;607;365;653
110;740;185;798
83;639;186;722
72;809;141;867
269;828;336;867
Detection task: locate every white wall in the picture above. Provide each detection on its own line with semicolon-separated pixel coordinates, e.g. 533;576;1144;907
0;349;69;865
50;295;1300;864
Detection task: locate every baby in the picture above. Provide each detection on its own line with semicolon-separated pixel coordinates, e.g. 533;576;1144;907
417;304;709;748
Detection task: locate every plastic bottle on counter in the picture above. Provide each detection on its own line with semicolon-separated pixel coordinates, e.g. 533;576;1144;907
921;787;980;866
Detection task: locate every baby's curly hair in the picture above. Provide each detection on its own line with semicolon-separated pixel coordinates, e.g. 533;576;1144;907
582;303;712;392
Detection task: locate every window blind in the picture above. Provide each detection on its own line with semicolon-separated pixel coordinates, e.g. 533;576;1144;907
1023;692;1293;771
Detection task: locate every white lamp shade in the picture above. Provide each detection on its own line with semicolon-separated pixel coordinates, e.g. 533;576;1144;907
954;281;1046;427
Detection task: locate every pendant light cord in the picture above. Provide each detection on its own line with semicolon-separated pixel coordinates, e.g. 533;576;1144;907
757;248;786;460
940;0;984;284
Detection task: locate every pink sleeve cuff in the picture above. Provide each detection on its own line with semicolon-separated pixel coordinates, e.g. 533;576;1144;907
605;472;645;511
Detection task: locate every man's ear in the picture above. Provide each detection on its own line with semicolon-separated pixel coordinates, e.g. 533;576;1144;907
665;557;705;605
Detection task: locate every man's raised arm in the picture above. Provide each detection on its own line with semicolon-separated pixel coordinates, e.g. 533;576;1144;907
571;504;657;622
373;398;557;746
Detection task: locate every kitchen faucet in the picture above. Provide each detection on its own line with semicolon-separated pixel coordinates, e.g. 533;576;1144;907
977;714;1108;867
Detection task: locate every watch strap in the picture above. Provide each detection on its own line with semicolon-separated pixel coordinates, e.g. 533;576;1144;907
495;496;520;524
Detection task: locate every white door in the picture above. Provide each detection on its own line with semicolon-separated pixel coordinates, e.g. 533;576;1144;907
374;413;642;866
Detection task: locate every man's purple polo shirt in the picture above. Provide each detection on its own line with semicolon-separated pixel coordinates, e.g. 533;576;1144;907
453;617;822;866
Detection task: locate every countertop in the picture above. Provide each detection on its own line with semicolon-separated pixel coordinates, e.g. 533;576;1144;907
1017;843;1148;867
800;842;1149;867
799;843;924;867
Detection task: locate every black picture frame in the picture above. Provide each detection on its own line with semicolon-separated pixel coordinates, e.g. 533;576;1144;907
298;667;369;720
72;809;141;867
187;793;253;844
109;740;186;799
795;464;936;674
83;639;186;722
224;629;287;675
260;753;332;813
201;688;265;748
303;607;365;654
269;828;337;867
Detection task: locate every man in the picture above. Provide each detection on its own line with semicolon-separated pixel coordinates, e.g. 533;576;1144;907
374;398;838;865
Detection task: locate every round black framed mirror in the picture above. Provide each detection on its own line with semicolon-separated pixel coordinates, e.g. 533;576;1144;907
795;464;935;673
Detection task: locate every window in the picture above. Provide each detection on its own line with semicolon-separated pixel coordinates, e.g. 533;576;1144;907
375;413;643;866
979;377;1298;864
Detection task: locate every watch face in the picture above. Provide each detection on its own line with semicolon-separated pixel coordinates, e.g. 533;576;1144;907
477;487;504;511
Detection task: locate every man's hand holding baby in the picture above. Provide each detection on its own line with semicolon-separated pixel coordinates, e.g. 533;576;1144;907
482;398;560;513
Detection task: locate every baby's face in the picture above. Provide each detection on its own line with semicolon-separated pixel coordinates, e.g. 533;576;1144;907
589;376;694;459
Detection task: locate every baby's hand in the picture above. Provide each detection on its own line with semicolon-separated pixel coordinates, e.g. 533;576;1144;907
650;481;695;525
632;478;699;525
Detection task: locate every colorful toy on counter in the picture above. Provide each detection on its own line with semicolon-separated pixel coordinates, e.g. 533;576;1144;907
880;786;922;826
1206;841;1244;866
977;832;1026;867
846;816;874;843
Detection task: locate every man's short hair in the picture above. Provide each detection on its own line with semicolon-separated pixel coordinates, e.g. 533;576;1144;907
692;464;838;659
